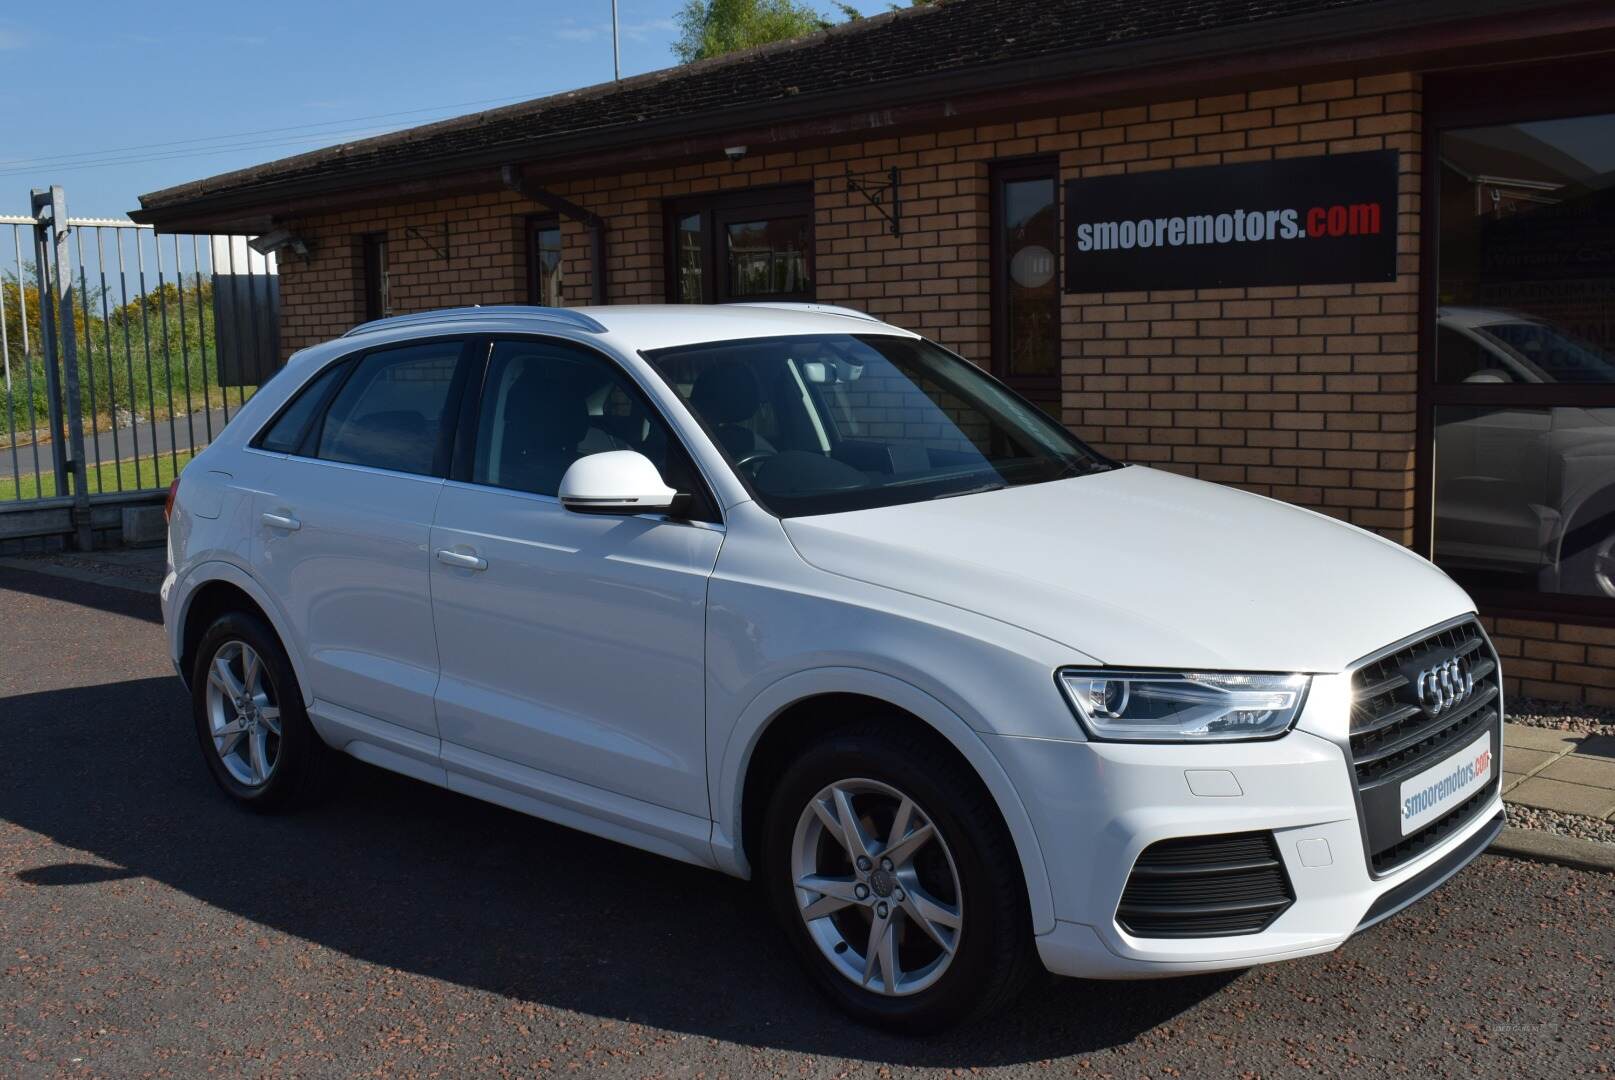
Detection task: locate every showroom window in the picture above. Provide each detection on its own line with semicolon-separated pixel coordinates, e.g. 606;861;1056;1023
1426;77;1615;616
991;160;1060;412
666;186;813;304
527;216;563;306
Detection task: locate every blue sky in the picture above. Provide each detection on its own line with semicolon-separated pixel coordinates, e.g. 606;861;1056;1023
0;1;866;218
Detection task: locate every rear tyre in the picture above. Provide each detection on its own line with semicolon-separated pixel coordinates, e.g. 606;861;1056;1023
191;611;332;810
761;724;1038;1033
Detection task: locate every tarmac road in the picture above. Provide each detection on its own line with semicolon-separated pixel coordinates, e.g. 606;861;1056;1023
3;407;233;480
0;566;1610;1078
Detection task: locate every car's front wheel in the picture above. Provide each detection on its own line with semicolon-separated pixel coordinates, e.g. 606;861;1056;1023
191;611;332;809
762;725;1037;1032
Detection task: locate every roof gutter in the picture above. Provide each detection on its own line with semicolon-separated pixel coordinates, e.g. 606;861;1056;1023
132;0;1614;231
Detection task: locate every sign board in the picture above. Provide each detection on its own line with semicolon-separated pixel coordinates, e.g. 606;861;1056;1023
1064;150;1400;292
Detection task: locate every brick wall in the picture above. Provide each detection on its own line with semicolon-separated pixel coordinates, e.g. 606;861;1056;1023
1059;73;1422;543
269;71;1615;706
1482;616;1615;708
280;137;993;360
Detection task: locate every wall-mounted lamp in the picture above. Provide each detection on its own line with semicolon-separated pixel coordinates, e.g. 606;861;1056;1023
248;228;311;257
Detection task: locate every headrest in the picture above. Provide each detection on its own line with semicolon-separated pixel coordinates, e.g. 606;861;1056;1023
691;362;762;426
507;367;590;447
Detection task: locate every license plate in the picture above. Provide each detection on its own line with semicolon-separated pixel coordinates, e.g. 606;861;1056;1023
1398;732;1493;837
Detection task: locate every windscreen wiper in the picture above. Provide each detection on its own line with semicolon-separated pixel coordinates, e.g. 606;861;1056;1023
931;482;1007;500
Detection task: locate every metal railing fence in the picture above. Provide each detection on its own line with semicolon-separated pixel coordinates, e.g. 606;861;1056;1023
2;185;279;546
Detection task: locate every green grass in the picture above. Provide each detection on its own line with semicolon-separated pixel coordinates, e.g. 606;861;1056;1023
0;448;193;502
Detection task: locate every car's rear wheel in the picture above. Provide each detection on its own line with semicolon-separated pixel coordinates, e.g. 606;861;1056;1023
762;725;1037;1032
191;611;331;809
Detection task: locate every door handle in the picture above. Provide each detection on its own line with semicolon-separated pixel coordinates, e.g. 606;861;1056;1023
436;547;488;571
261;512;301;531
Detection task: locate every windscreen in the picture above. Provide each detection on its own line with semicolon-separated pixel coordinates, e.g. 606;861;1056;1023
644;333;1111;517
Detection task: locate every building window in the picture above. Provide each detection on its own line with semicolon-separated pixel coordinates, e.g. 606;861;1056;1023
666;186;813;304
527;216;563;306
361;232;390;321
991;160;1060;411
1427;106;1615;615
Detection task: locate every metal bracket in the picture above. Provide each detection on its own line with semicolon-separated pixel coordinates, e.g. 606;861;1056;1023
405;222;449;261
846;166;901;237
500;164;609;306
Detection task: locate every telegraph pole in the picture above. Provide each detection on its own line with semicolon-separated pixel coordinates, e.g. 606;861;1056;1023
611;0;621;80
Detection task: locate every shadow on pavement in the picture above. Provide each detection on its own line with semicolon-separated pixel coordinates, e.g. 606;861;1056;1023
0;563;161;624
0;571;1234;1065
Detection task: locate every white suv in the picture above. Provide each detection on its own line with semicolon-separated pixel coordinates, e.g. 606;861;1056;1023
162;304;1504;1031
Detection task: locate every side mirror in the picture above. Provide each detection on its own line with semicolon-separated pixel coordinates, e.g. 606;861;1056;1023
558;451;678;515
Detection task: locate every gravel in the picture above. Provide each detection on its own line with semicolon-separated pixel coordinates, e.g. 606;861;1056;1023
1506;696;1615;735
1506;803;1615;846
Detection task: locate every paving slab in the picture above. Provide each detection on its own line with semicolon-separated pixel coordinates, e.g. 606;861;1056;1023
1577;733;1615;759
1506;776;1615;818
1502;724;1584;754
1539;753;1615;789
1501;745;1561;775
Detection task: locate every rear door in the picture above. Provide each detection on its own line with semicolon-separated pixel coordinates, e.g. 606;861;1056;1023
251;335;472;756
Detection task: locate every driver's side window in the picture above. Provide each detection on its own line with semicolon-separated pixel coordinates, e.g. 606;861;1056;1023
469;339;716;519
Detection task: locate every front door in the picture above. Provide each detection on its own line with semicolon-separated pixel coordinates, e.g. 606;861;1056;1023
429;337;723;818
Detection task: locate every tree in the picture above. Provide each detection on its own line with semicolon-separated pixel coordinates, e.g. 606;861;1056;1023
672;0;832;63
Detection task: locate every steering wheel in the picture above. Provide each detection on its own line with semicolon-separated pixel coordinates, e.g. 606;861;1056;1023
733;449;776;473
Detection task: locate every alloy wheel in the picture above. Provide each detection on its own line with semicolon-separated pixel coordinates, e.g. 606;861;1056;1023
789;778;963;997
1594;532;1615;598
203;640;282;787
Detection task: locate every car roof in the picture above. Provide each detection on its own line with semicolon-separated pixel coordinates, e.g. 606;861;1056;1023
339;302;918;351
1437;305;1542;329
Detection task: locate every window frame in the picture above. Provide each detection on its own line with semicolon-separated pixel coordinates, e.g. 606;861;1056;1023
525;214;563;306
448;333;724;524
249;333;477;480
361;232;390;322
664;185;815;305
990;157;1062;412
1417;60;1615;624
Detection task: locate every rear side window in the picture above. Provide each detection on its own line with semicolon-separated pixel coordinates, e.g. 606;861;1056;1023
256;361;349;454
313;340;463;476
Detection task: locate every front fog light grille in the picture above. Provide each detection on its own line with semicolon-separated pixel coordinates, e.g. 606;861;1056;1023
1116;831;1294;938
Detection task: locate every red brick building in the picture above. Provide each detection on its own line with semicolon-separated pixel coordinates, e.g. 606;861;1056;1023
134;0;1615;704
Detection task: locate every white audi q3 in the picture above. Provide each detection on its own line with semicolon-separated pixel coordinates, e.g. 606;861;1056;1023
162;303;1503;1031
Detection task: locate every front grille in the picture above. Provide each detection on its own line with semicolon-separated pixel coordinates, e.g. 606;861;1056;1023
1349;619;1503;875
1116;831;1294;938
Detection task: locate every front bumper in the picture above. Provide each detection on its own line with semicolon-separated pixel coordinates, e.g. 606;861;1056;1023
987;670;1503;979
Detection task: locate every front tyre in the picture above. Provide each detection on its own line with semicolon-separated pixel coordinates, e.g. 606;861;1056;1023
762;726;1037;1032
191;611;331;810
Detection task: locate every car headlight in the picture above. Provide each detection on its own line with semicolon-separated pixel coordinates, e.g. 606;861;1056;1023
1057;669;1310;742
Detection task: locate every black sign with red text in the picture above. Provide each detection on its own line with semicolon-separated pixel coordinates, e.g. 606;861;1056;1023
1064;150;1400;292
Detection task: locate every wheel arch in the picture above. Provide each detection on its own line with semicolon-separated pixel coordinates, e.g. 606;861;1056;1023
175;562;311;706
714;668;1056;935
1547;479;1615;586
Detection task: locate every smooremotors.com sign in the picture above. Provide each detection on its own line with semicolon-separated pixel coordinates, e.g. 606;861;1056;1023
1064;150;1399;292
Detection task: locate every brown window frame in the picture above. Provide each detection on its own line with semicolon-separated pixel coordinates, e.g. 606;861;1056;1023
525;214;563;306
1418;58;1615;625
361;232;390;322
990;158;1061;411
664;184;815;304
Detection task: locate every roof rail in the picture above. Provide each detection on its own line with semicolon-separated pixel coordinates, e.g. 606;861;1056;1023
729;301;882;323
341;305;607;338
